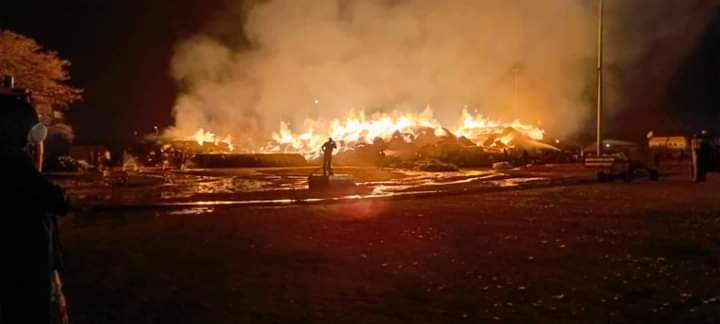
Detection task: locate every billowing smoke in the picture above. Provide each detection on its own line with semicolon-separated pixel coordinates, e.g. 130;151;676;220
166;0;600;147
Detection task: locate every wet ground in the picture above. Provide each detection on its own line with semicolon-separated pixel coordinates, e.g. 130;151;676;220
55;165;720;323
54;165;589;209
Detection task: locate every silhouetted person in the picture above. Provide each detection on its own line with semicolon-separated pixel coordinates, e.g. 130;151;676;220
691;130;713;182
321;137;337;176
373;137;386;169
377;148;386;169
0;90;68;323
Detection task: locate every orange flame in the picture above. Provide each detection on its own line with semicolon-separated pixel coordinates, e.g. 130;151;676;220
183;108;543;158
265;108;544;158
189;129;235;151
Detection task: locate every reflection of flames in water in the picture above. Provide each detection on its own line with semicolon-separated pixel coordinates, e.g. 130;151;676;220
182;108;544;159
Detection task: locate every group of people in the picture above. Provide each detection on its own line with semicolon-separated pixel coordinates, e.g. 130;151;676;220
0;80;69;323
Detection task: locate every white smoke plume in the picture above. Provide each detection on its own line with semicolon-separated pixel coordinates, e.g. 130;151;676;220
166;0;598;147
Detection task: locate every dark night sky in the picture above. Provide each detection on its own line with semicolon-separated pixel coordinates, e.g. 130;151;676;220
2;1;719;145
1;1;225;144
612;4;720;138
667;9;720;131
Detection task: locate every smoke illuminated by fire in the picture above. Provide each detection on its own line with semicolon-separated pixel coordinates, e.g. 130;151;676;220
186;107;544;159
165;0;717;154
165;0;596;151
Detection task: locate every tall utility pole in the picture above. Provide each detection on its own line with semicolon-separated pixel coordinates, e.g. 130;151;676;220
596;0;605;156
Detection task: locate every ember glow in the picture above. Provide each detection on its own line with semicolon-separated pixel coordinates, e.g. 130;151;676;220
184;108;544;159
190;129;235;152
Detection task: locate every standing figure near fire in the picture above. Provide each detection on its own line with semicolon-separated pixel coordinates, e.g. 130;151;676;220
0;79;69;324
321;137;337;176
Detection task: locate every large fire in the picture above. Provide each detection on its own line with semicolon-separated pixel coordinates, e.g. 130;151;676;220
181;108;545;159
190;129;235;152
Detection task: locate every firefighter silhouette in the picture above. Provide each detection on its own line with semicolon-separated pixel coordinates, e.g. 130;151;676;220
321;137;337;176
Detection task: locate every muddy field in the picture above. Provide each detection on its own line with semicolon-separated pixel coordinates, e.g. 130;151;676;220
57;167;720;323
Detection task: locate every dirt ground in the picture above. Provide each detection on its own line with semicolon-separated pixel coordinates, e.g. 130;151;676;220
59;171;720;323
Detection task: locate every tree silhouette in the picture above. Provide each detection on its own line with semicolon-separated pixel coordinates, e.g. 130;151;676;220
0;30;82;140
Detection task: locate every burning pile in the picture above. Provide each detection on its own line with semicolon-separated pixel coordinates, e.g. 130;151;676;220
190;129;235;152
170;108;552;162
161;129;236;154
164;0;599;167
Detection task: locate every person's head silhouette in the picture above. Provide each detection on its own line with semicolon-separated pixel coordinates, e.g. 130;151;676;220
0;93;42;151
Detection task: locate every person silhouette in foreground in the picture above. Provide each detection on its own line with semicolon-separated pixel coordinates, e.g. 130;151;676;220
321;137;337;176
0;90;69;323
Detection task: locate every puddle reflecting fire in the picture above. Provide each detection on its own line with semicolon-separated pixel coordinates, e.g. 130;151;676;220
63;167;550;209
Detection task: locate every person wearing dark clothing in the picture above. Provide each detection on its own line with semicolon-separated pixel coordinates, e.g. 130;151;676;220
0;90;68;323
321;138;337;176
377;149;386;169
691;131;714;182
